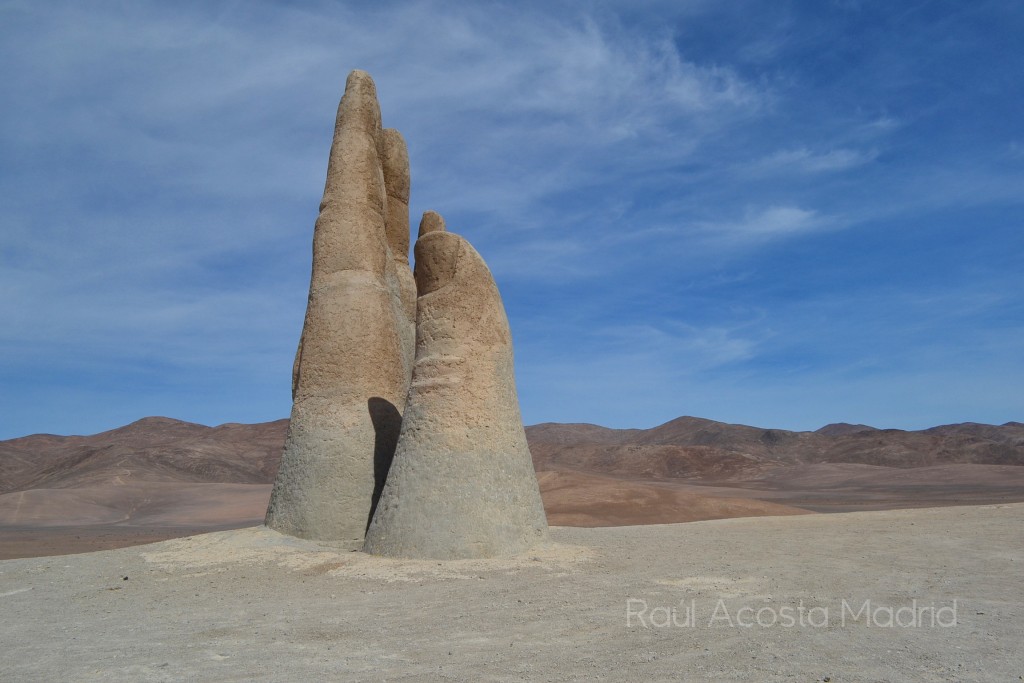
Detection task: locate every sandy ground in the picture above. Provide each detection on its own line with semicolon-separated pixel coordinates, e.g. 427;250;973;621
537;470;811;526
1;504;1020;682
6;463;1022;561
0;482;274;527
0;523;262;561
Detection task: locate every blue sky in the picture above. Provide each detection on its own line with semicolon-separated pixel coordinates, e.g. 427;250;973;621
1;0;1022;438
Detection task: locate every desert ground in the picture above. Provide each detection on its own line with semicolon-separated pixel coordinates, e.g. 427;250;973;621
1;503;1020;681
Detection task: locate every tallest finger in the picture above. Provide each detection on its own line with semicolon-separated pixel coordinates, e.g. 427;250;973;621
381;128;411;264
267;70;412;543
381;128;416;375
313;69;389;281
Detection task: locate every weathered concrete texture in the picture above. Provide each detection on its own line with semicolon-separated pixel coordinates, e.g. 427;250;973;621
381;128;417;373
417;209;446;237
266;70;415;543
363;214;549;559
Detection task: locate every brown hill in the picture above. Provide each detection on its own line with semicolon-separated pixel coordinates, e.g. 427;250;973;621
815;422;878;436
2;414;1024;559
6;415;1022;497
527;416;1024;475
1;417;288;493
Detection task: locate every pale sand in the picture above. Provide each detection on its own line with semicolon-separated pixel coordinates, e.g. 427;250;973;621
1;504;1020;681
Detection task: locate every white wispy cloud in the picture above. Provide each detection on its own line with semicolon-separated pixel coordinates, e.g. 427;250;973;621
594;322;759;369
749;147;878;174
695;205;833;246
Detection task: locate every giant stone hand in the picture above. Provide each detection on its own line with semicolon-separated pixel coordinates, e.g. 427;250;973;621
267;70;547;557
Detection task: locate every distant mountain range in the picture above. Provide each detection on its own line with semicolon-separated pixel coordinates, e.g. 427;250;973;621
1;415;1023;547
4;416;1022;496
0;417;287;494
528;416;1024;480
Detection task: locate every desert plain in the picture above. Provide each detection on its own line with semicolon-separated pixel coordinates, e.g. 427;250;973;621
1;416;1023;680
1;503;1021;681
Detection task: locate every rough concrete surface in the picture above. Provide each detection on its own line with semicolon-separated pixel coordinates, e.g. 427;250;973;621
1;504;1020;681
364;218;548;559
265;70;415;543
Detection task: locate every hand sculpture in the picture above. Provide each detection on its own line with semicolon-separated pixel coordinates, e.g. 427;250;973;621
266;70;548;557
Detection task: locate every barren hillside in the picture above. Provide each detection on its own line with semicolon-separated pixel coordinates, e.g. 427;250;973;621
2;415;1024;559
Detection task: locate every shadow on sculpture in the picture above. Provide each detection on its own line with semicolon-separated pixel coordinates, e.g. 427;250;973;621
367;397;400;531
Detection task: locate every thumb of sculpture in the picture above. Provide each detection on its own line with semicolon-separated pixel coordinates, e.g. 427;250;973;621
363;212;549;559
